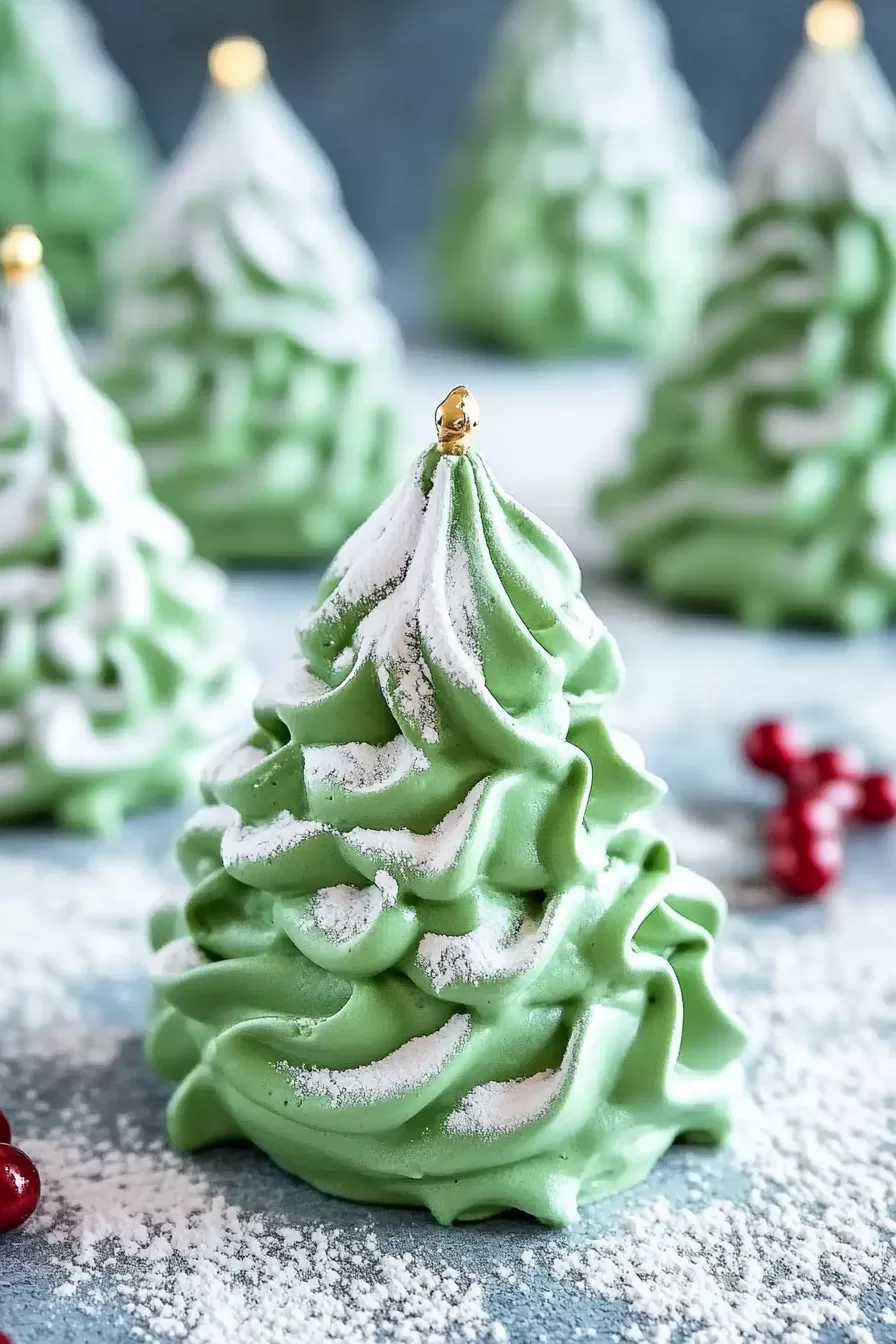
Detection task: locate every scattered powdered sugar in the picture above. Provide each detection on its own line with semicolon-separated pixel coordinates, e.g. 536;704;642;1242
313;869;398;945
446;1069;563;1137
304;736;429;793
221;809;326;866
346;780;487;877
182;802;239;835
277;1014;471;1106
23;1106;505;1344
201;739;268;787
534;892;896;1342
256;656;330;711
417;901;547;992
150;936;207;981
1;855;178;1031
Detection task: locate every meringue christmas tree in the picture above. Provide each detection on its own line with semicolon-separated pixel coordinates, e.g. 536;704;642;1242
432;0;727;356
147;385;745;1228
0;226;251;834
0;0;154;321
101;37;402;563
597;0;896;632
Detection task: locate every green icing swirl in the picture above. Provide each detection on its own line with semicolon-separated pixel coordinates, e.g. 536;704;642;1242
100;76;402;563
148;443;745;1226
432;0;726;356
0;266;251;833
0;0;154;323
598;43;896;633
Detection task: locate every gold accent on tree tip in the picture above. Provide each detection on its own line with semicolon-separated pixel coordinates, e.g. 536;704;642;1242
209;36;267;91
805;0;863;50
436;387;480;456
1;226;43;285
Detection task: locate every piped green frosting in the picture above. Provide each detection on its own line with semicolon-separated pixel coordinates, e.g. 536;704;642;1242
0;0;154;323
597;38;896;632
147;431;745;1226
432;0;726;356
101;68;401;563
0;262;251;833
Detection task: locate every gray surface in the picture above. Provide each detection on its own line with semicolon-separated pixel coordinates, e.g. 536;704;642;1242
81;0;896;291
3;569;896;1343
2;354;896;1340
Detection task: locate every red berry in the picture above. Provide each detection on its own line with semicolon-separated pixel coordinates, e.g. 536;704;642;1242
766;795;842;846
0;1333;13;1344
0;1111;10;1144
0;1143;40;1235
768;836;843;899
743;720;808;777
789;747;865;817
858;772;896;824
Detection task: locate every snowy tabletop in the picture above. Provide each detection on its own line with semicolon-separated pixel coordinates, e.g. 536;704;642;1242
3;351;896;1344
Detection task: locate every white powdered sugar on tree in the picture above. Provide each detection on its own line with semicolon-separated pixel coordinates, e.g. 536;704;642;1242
597;0;896;632
434;0;727;355
0;226;252;833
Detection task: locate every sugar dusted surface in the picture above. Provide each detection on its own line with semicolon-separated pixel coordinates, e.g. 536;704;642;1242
5;431;896;1343
277;1014;471;1106
221;808;326;866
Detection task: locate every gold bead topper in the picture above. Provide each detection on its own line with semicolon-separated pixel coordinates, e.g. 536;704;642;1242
805;0;863;50
1;225;43;285
435;386;480;456
209;36;268;91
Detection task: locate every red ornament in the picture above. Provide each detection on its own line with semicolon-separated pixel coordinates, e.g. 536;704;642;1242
789;747;865;816
0;1333;13;1344
768;836;843;898
0;1110;10;1145
0;1143;40;1235
743;719;808;777
858;772;896;824
766;795;842;846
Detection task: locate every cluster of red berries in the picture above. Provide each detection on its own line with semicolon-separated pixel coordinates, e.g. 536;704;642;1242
0;1109;40;1237
743;719;896;899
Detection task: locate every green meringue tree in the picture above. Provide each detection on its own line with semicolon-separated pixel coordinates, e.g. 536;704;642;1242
0;0;154;322
0;226;251;834
597;0;896;632
432;0;727;356
147;386;745;1228
101;37;402;563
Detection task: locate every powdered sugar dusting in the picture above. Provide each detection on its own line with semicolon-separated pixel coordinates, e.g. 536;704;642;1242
256;656;329;711
222;809;327;866
277;1013;470;1106
202;738;268;786
1;855;178;1030
446;1068;563;1137
346;779;487;876
22;1108;504;1344
304;735;428;793
150;936;207;981
417;901;546;992
313;871;398;945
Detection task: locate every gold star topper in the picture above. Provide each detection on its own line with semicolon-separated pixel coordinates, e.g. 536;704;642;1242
435;386;480;456
209;36;268;91
0;225;43;285
805;0;863;50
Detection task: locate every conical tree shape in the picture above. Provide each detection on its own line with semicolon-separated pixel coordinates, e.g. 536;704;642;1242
101;38;403;564
0;0;154;322
432;0;726;357
0;227;252;834
597;1;896;632
147;385;745;1227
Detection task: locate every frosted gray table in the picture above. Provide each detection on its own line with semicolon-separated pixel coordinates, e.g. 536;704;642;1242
3;352;896;1343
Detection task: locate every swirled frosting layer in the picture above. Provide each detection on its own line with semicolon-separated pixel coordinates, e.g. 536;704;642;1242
101;71;402;561
0;266;251;833
148;444;745;1224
